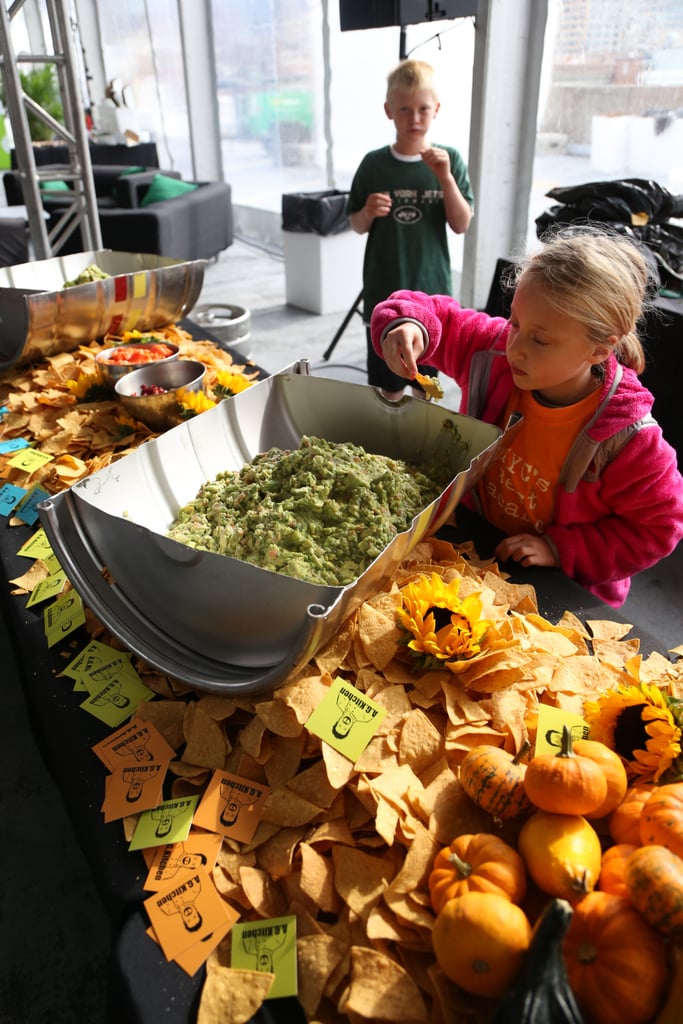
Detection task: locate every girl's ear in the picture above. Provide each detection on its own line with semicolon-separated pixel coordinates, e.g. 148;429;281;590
590;336;616;364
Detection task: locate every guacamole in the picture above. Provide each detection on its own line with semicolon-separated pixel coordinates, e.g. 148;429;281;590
63;264;111;288
167;435;457;586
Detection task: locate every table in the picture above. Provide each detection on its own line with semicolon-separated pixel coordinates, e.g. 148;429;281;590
0;335;672;1023
1;499;671;1024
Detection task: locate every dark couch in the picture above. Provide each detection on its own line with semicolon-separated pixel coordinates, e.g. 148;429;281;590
3;164;234;262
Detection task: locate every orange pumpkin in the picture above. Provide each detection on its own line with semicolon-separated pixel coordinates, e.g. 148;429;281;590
428;832;527;915
625;844;683;935
459;743;532;821
563;890;669;1024
573;738;628;819
517;810;602;901
640;782;683;859
524;726;607;816
607;782;656;845
598;842;638;898
431;891;532;997
655;941;683;1024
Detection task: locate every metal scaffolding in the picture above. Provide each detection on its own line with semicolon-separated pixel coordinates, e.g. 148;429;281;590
0;0;101;258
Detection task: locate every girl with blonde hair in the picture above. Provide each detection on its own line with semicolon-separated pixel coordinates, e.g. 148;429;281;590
371;227;683;606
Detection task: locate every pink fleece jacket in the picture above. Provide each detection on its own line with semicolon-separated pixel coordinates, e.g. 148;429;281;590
371;291;683;607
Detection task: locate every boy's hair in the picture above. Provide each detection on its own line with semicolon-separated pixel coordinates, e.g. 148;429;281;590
513;227;650;375
386;59;437;100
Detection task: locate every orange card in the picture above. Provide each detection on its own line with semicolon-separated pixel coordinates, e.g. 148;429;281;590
193;771;270;843
144;866;238;961
102;763;166;822
143;833;224;892
92;716;176;770
146;913;238;977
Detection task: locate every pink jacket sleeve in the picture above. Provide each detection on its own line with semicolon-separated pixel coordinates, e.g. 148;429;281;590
370;290;507;389
548;423;683;606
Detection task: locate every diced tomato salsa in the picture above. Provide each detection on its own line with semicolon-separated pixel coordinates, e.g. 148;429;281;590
101;343;176;365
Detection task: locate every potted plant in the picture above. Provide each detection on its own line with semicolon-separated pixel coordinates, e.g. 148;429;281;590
0;65;64;141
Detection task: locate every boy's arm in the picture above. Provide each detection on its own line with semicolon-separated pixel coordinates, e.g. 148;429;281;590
349;192;392;234
421;146;473;233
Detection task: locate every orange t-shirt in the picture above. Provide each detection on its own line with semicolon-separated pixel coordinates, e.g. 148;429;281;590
478;386;602;536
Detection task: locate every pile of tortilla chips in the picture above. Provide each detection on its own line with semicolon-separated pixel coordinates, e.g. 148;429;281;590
4;333;683;1023
0;324;257;493
81;536;682;1024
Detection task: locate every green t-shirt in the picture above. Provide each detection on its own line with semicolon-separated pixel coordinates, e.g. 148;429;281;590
347;144;474;320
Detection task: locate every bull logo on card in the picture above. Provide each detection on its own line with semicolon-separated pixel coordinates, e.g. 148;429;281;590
219;779;263;827
241;921;288;973
112;729;154;762
332;686;379;740
151;804;186;838
154;842;208;882
91;680;130;709
158;875;204;933
122;764;162;803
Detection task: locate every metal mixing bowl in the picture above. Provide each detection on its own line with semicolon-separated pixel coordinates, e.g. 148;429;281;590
114;358;206;431
96;340;180;388
39;362;508;696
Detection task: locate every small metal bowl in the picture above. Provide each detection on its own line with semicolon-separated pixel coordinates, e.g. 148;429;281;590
95;340;180;388
115;359;206;432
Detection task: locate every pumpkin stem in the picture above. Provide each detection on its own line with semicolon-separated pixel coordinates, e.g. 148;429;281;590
572;868;592;895
512;740;531;765
447;851;472;879
557;724;576;759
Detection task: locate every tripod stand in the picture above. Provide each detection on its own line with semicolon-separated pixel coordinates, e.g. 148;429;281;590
321;288;363;361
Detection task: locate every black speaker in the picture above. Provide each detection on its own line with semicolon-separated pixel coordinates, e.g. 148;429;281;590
339;0;477;32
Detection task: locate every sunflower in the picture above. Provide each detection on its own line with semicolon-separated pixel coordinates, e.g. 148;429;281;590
584;682;682;783
212;370;254;400
396;572;491;672
177;388;217;418
66;372;111;403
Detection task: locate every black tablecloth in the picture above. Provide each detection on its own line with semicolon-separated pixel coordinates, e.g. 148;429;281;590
1;371;672;1023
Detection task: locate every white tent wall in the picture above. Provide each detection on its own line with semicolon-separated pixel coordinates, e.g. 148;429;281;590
1;0;545;306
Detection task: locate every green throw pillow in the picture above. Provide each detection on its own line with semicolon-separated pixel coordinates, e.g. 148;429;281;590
139;173;198;207
40;179;70;191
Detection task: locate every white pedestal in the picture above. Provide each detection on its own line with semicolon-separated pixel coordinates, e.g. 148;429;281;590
284;229;365;315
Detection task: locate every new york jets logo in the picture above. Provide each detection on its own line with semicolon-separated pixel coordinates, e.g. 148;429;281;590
394;205;422;224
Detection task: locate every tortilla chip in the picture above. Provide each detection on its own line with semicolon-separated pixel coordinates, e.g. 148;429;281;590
197;967;274;1024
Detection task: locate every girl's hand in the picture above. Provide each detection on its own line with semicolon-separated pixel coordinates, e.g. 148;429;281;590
380;322;426;380
495;533;558;568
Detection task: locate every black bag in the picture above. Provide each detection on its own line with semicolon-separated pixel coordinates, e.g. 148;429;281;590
535;178;683;296
281;190;350;236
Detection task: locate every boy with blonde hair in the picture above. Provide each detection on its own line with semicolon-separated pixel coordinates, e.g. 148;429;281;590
348;59;474;399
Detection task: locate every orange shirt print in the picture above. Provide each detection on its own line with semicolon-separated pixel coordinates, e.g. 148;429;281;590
479;388;602;536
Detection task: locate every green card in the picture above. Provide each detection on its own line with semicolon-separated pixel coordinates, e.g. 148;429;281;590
43;590;86;646
129;794;200;851
17;527;54;560
26;569;68;607
80;662;155;726
61;639;132;692
306;676;387;762
231;915;297;999
7;447;53;473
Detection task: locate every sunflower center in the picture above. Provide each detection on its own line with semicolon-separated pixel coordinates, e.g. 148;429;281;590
428;606;455;632
613;703;649;759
